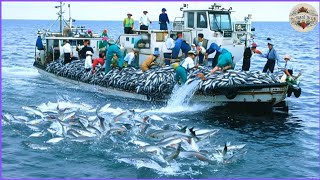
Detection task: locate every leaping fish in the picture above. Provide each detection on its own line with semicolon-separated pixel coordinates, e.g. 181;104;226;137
46;137;64;144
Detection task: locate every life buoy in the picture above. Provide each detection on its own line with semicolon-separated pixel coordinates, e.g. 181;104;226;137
225;87;239;99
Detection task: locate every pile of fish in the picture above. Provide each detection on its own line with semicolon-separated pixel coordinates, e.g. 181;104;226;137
45;60;281;98
46;60;176;99
2;100;247;174
192;70;282;94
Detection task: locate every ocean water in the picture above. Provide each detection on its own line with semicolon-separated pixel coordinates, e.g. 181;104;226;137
1;19;320;178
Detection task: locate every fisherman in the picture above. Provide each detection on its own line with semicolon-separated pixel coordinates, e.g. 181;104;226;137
139;11;152;30
84;51;93;72
102;29;109;38
124;48;140;67
141;50;160;72
63;25;72;37
111;53;121;69
210;48;233;74
205;42;222;68
105;39;124;73
281;54;301;97
87;29;93;38
77;40;94;59
190;44;200;65
159;8;169;30
61;40;71;64
99;29;109;53
99;36;109;54
174;50;198;85
36;33;44;51
171;32;183;60
242;42;261;71
92;52;105;74
35;31;45;64
193;33;208;65
124;12;134;34
162;33;175;65
258;39;281;73
181;41;191;58
283;55;294;78
191;44;197;51
172;32;190;59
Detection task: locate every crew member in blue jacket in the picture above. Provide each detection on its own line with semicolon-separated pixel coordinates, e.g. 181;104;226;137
171;33;183;59
159;8;169;30
171;32;191;59
36;34;44;50
259;40;281;73
105;39;124;74
181;40;191;58
205;42;222;67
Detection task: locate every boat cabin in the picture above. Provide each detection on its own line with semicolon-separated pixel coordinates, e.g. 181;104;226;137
118;3;254;66
34;2;103;66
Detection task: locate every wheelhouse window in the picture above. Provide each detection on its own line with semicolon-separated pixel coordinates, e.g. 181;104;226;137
208;12;232;31
197;12;208;28
187;12;194;28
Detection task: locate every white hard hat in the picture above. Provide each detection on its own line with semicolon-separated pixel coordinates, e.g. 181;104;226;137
284;54;291;60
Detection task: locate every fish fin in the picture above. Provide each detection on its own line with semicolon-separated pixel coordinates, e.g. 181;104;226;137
222;143;228;156
180;125;188;133
189;127;200;141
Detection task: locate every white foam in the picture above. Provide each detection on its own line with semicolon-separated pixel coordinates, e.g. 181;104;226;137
37;101;94;113
2;66;39;78
149;103;212;114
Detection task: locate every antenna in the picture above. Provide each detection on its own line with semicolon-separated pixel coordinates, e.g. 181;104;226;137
209;3;221;10
180;3;188;11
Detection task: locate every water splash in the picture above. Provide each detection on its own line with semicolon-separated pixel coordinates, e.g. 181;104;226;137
168;80;200;106
148;80;213;114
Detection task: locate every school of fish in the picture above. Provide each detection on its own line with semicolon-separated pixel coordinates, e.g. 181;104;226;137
2;100;247;174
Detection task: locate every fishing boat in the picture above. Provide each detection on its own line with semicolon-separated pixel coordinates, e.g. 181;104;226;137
33;2;291;108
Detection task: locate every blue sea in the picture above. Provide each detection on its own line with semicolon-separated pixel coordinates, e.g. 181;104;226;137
1;19;319;178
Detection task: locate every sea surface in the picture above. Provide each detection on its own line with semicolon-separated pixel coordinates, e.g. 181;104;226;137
1;19;320;178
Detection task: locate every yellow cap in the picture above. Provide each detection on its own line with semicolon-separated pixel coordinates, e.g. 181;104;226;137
172;63;179;70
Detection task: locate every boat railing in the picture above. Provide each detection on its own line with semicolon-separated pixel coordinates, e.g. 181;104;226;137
132;30;172;34
173;17;184;31
170;29;192;33
45;33;102;40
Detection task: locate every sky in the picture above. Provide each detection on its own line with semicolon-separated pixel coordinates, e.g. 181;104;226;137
2;1;319;22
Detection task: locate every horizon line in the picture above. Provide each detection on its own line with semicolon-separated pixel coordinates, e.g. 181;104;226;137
2;18;294;22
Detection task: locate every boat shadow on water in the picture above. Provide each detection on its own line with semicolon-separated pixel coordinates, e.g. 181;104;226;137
194;103;304;137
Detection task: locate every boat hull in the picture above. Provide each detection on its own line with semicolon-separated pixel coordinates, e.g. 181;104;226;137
34;65;288;106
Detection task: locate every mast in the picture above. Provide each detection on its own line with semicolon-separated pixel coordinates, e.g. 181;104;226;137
55;1;64;33
59;2;63;33
68;4;72;28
